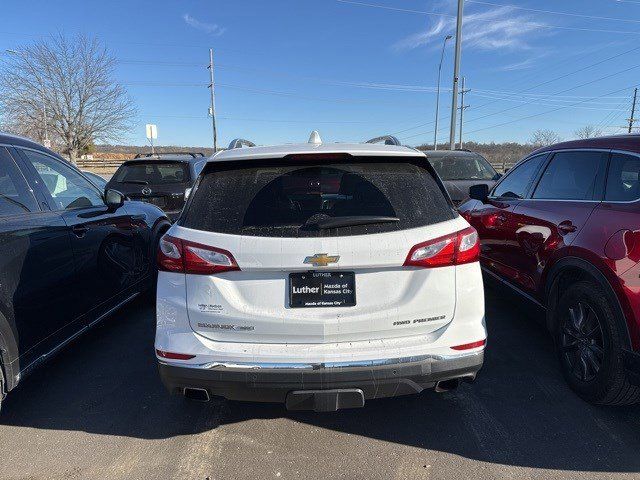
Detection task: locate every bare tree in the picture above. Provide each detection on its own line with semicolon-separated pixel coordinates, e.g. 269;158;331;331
529;129;562;147
574;125;603;139
0;34;135;163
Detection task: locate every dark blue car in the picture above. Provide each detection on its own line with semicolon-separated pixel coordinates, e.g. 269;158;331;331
0;133;171;411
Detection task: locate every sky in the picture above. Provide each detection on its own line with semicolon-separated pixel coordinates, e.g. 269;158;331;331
1;0;640;148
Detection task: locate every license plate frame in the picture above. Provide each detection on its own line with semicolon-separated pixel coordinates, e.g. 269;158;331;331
289;271;356;308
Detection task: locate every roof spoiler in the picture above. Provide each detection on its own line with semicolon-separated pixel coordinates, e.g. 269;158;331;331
228;138;256;149
133;152;205;159
365;135;401;146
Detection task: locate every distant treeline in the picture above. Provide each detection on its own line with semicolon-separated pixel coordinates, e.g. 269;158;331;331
94;142;536;171
93;145;215;160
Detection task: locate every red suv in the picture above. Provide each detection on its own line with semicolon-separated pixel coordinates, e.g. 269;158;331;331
459;135;640;405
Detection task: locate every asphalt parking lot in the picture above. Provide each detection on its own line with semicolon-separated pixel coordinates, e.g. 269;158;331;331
1;286;639;480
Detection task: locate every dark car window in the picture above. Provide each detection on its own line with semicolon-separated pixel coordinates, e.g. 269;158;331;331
430;154;496;181
20;149;104;210
113;161;189;185
533;151;607;200
492;154;546;199
182;158;454;238
605;153;640;202
0;147;38;216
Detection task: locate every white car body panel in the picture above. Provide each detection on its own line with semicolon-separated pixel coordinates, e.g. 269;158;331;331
156;142;486;369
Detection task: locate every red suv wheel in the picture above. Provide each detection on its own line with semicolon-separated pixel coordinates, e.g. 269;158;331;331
556;281;640;405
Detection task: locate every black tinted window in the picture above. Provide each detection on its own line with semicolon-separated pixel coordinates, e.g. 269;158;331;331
182;158;454;237
533;151;606;200
0;147;38;216
605;153;640;201
113;161;189;185
430;154;496;181
493;154;545;199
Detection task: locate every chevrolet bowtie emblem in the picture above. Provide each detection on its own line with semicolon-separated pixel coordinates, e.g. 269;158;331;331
304;253;340;267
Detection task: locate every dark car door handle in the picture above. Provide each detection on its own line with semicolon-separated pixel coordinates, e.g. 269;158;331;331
558;221;577;234
72;225;89;238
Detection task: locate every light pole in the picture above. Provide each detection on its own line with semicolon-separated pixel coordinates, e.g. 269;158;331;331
434;35;453;151
5;49;50;148
449;0;464;150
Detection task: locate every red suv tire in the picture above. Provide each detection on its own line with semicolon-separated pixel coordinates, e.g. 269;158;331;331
556;281;640;405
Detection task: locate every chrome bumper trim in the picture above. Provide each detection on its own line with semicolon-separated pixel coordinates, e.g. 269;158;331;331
158;349;484;371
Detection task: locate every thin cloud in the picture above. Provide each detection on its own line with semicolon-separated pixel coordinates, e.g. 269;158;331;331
182;13;226;36
498;58;538;71
393;5;547;52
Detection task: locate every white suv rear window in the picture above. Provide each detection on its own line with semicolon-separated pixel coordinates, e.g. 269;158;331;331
181;157;454;237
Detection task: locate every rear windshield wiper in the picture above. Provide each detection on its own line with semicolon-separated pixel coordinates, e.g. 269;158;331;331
309;216;400;229
119;180;149;185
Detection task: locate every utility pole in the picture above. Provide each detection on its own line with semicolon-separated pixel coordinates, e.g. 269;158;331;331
628;87;638;134
449;0;464;150
208;48;218;152
458;76;471;149
434;35;453;151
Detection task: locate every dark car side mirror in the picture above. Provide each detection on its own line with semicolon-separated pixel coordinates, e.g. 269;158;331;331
105;188;125;211
469;184;489;203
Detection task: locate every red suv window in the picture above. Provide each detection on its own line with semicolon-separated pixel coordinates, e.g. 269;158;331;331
605;153;640;202
532;151;607;200
492;154;546;199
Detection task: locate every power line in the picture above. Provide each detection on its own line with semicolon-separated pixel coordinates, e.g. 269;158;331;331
117;58;451;93
463;84;640;136
335;0;640;36
117;55;640;103
472;93;628;110
335;0;455;17
401;85;639;141
464;63;640;125
121;81;433;106
594;99;629;130
467;0;640;24
393;44;640;137
138;114;376;124
473;89;629;100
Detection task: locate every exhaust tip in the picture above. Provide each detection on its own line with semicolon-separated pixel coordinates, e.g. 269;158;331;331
435;378;460;393
184;387;210;402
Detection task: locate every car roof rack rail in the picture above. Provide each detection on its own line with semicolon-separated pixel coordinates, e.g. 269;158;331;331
228;138;256;149
365;135;401;146
134;152;205;159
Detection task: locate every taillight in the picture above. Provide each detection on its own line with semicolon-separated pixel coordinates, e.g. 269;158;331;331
456;227;480;265
157;234;240;275
156;349;196;360
404;226;479;268
158;235;183;272
451;339;486;351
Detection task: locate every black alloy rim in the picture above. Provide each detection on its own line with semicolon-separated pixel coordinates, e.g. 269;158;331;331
560;301;605;383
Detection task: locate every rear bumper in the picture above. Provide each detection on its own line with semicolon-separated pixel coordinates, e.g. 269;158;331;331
623;349;640;386
158;349;484;408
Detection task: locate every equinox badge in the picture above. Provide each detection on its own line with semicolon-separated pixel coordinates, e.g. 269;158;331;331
304;253;340;267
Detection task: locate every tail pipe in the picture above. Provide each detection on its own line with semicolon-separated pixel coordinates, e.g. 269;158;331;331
435;378;460;393
183;387;210;402
435;374;476;393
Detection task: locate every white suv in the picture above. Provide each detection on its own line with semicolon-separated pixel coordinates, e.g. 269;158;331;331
155;134;486;411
